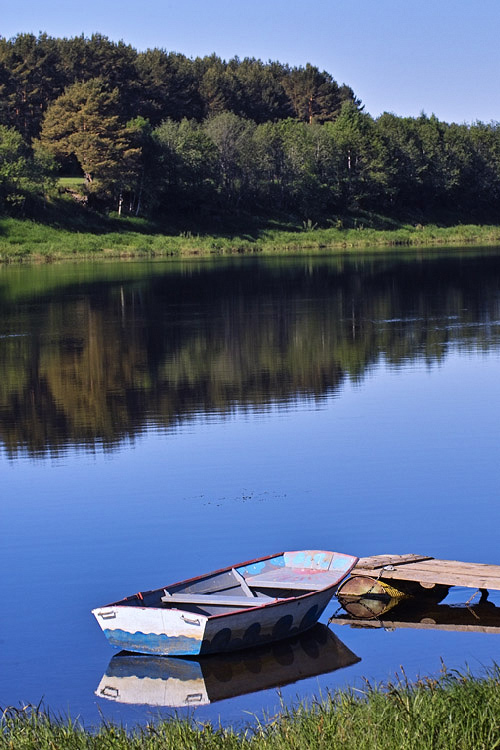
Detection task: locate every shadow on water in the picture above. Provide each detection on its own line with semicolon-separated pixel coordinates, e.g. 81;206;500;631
95;624;360;708
333;594;500;633
1;249;500;456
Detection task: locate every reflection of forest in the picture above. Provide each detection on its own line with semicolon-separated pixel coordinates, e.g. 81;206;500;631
1;254;499;455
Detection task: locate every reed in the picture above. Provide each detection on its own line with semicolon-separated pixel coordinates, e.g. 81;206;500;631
2;665;500;749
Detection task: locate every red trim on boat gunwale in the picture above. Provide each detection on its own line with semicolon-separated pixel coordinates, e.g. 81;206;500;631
106;551;358;609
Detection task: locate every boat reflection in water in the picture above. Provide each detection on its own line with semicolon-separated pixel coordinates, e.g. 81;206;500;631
96;624;360;707
333;592;500;633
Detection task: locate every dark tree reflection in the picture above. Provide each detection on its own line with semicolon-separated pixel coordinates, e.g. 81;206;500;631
1;252;499;456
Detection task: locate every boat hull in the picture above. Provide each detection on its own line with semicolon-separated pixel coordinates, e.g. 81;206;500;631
95;587;334;656
97;605;207;655
92;550;357;655
200;586;335;654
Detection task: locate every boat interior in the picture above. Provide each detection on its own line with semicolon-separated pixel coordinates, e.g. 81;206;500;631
160;567;284;615
118;552;350;616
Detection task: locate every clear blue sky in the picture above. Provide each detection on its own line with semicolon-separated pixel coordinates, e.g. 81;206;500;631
3;0;500;125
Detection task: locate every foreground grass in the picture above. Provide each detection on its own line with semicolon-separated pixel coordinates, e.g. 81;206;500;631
2;666;500;749
2;213;500;263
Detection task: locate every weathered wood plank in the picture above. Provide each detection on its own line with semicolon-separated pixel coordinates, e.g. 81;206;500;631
248;579;324;590
405;560;500;573
351;555;500;590
375;562;500;579
355;554;433;569
355;566;500;582
368;559;500;572
357;569;500;587
232;568;254;597
246;567;339;591
176;569;242;595
161;592;276;607
354;555;500;575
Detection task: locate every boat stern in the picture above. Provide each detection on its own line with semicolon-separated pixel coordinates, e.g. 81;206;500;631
92;604;208;656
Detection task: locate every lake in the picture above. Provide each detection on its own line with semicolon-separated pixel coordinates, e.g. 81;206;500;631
1;248;500;728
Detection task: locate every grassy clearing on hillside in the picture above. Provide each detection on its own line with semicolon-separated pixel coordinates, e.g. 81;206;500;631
58;177;86;190
2;666;500;749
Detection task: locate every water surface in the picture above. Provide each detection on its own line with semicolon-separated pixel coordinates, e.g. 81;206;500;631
1;249;500;726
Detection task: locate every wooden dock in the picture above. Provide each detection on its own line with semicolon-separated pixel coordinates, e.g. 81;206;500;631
347;554;500;592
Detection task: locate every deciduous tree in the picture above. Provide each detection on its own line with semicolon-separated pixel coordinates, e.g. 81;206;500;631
0;124;56;212
40;78;139;207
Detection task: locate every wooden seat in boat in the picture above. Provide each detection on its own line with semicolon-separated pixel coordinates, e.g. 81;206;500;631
245;567;341;591
161;591;277;607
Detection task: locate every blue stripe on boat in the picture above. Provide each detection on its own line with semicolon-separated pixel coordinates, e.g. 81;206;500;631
104;629;201;656
236;555;285;576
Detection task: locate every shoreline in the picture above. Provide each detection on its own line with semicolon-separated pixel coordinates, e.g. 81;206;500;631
1;217;500;263
1;665;500;749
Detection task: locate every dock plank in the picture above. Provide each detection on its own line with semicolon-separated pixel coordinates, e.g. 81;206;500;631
351;555;500;590
355;564;500;581
355;554;434;569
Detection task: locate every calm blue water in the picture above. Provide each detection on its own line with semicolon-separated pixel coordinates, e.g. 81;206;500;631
1;250;500;727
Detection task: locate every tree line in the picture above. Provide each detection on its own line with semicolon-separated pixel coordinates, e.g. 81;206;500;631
1;32;500;222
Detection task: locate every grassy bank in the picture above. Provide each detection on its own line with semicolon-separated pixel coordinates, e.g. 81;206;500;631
2;212;500;263
2;666;500;749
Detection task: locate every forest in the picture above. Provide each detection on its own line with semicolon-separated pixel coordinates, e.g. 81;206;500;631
1;32;500;225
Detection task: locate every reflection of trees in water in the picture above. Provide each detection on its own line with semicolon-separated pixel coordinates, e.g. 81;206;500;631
1;255;499;455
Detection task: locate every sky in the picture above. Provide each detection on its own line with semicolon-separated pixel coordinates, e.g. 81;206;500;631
2;0;500;125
